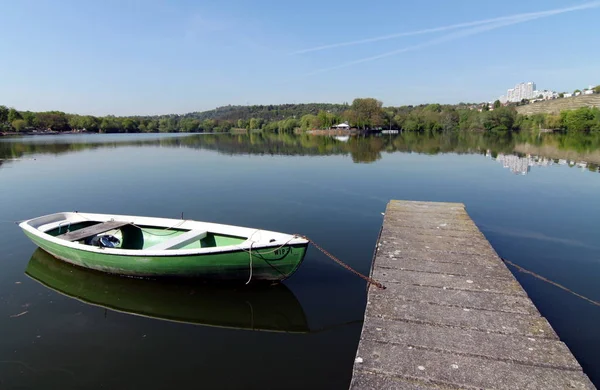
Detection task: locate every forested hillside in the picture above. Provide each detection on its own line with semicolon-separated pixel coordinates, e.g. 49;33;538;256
1;98;599;135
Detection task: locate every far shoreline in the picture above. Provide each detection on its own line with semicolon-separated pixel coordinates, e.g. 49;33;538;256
0;130;211;137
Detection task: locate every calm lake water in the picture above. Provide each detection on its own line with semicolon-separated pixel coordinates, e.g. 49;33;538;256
1;132;599;389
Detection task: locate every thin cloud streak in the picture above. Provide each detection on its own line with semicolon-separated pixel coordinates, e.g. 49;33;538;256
302;2;600;77
292;1;600;55
303;16;537;76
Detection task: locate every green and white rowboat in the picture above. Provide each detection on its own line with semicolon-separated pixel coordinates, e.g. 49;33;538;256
19;212;309;281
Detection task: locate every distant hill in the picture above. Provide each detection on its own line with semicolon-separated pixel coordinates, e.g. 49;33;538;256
176;103;350;122
516;94;600;115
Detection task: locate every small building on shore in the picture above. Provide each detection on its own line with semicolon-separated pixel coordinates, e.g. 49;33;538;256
331;122;350;130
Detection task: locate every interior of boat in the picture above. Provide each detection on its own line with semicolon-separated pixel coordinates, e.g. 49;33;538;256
44;220;247;250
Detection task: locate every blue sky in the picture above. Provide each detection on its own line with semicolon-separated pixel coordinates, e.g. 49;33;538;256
1;0;599;116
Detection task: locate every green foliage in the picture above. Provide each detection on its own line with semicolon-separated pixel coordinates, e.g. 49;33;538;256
189;103;349;123
8;108;22;123
11;119;27;132
249;118;263;130
122;118;139;133
202;119;216;132
594;85;600;94
100;116;122;133
350;98;383;129
560;107;600;133
0;105;8;123
275;118;299;133
36;111;69;131
574;89;581;94
21;111;36;127
300;114;318;130
425;104;442;113
179;118;200;132
1;97;598;136
559;93;565;98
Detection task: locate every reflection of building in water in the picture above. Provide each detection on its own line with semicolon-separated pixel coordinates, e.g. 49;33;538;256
496;154;530;175
495;154;555;175
333;136;349;142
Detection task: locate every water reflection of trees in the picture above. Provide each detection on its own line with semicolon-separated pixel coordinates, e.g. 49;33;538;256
173;132;519;163
1;131;600;168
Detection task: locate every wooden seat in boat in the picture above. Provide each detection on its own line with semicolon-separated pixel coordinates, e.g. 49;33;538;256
57;221;130;242
146;230;208;250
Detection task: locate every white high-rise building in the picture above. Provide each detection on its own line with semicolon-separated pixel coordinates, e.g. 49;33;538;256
503;82;536;102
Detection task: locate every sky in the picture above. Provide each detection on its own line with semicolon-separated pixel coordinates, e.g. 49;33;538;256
1;0;599;116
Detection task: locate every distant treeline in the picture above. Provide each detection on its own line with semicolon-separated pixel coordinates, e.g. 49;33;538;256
1;98;599;134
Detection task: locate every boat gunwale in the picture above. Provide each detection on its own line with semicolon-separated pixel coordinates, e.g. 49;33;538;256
19;212;309;257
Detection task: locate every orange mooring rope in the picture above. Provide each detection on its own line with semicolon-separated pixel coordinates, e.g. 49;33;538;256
297;235;386;290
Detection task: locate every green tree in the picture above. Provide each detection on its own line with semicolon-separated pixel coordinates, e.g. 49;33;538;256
487;106;517;132
7;108;22;123
122;118;139;133
158;118;177;133
100;116;123;133
146;120;158;132
402;118;421;132
424;104;442;113
217;120;233;132
558;93;565;98
383;110;396;129
493;100;502;109
316;110;331;129
0;105;8;123
546;114;562;129
350;98;383;129
68;115;82;130
21;111;36;127
36;111;69;131
300;114;317;130
276;118;299;133
11;119;27;132
574;89;581;94
594;85;600;94
179;118;200;132
249;117;263;130
440;109;459;132
202;119;216;132
561;107;598;133
80;116;100;132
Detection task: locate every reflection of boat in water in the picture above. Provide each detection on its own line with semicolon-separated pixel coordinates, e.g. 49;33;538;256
25;249;309;333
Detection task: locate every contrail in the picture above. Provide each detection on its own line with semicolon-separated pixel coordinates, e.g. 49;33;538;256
292;1;600;55
303;3;600;76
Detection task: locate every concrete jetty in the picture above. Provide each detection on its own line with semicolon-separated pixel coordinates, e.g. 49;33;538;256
350;200;594;389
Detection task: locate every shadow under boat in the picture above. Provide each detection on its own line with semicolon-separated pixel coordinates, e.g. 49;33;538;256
25;248;309;333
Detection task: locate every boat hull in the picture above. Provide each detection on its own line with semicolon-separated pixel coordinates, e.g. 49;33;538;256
23;229;308;281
